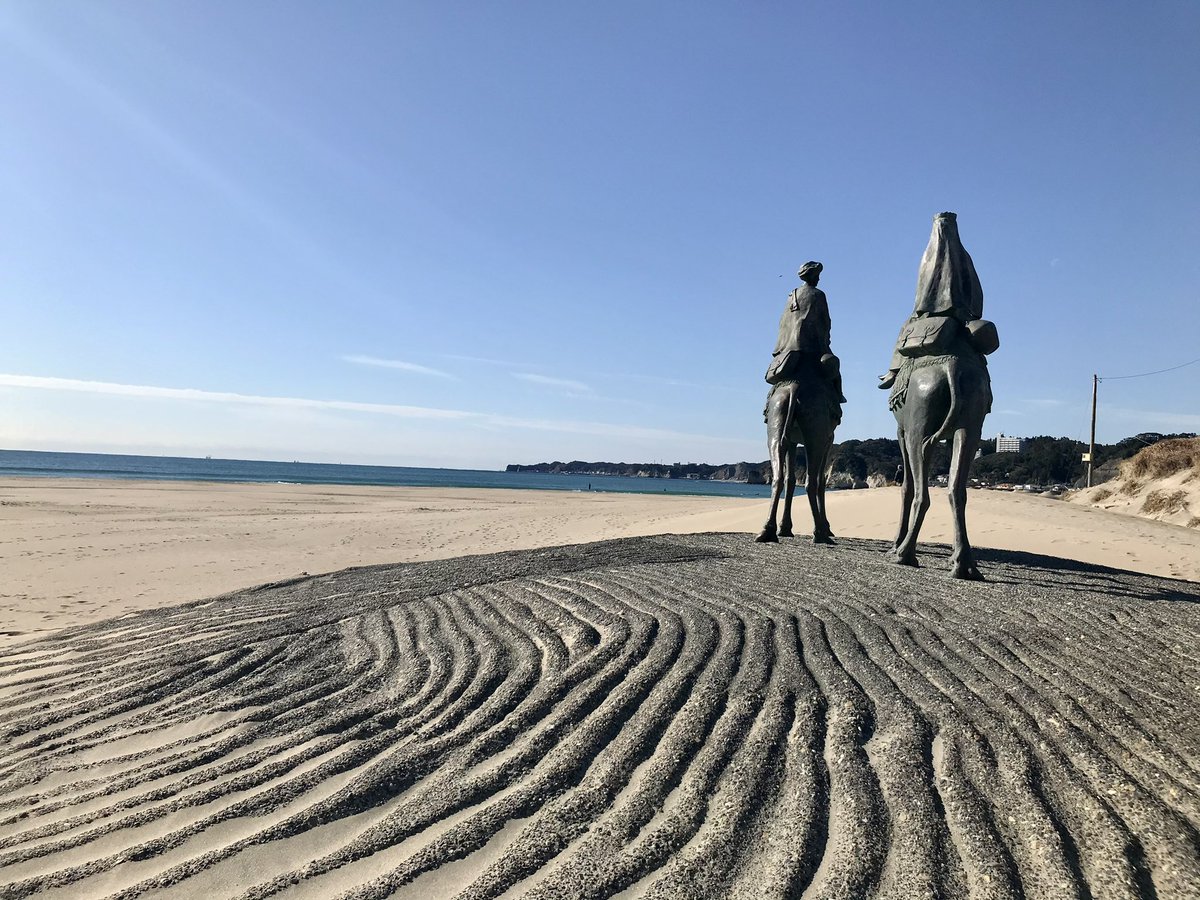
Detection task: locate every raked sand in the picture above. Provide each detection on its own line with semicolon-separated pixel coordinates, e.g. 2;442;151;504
1;477;1198;648
2;534;1198;898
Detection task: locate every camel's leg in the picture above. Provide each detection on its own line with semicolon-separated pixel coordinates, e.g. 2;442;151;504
779;444;797;537
948;426;984;580
817;434;835;537
893;426;914;555
895;431;933;566
806;434;835;544
756;416;786;543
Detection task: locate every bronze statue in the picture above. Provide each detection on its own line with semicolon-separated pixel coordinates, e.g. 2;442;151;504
886;213;999;578
765;262;846;401
757;262;844;544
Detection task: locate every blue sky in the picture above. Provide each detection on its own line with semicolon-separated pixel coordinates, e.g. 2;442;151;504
1;2;1197;468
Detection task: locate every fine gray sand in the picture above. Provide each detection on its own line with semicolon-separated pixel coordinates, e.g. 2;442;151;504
1;535;1198;899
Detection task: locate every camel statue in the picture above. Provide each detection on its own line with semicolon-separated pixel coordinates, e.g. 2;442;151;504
884;213;999;579
756;261;844;544
756;367;841;543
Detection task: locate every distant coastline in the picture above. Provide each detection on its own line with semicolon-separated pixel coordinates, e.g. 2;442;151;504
509;431;1200;490
505;460;769;483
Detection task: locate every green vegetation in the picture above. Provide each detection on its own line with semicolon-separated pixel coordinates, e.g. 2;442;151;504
835;431;1196;485
509;432;1197;486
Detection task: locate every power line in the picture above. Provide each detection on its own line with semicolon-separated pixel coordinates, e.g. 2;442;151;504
1100;356;1200;381
1125;433;1161;447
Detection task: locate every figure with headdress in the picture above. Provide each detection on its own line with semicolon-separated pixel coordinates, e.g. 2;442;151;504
879;212;997;390
885;212;1000;579
765;261;846;403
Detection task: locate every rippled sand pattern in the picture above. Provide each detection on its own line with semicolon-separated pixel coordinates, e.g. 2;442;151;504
2;535;1198;899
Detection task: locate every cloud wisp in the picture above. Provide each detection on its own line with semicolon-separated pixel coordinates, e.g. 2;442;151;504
342;355;453;378
0;373;752;446
0;374;469;420
513;372;591;393
442;353;535;368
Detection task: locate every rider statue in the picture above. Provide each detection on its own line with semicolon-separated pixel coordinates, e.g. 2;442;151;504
765;261;846;407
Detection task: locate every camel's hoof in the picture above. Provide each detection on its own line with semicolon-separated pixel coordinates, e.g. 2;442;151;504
812;532;836;545
755;531;778;544
778;527;794;538
894;553;919;567
951;563;985;581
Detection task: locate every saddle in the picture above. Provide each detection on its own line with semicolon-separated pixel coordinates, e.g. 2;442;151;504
895;316;961;357
888;351;993;414
766;350;840;384
894;315;1000;359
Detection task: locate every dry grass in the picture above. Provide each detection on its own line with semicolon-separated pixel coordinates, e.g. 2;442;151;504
1118;479;1143;496
1121;437;1200;482
1141;489;1189;516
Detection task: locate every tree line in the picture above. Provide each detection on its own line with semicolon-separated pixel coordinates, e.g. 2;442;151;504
830;432;1197;485
509;432;1196;486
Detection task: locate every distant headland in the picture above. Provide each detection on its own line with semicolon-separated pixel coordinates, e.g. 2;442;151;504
505;460;769;483
507;431;1197;489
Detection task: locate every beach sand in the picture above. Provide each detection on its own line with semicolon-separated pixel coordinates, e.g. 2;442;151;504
2;477;1198;648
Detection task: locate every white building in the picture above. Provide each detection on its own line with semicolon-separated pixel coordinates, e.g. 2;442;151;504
995;433;1027;454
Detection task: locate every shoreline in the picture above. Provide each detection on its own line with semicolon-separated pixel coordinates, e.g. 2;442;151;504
2;476;1197;649
0;471;769;495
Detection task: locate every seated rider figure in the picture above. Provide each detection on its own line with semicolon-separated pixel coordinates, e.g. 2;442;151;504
765;260;847;404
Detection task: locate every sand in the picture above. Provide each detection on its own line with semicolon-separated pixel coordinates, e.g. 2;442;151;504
2;477;1199;649
2;535;1198;898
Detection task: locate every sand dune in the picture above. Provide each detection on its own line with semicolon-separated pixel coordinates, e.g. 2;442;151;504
2;535;1198;898
1073;438;1200;529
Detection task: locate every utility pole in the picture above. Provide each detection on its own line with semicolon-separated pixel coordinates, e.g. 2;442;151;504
1087;374;1098;487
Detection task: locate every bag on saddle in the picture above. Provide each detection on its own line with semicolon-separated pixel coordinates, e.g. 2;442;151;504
895;315;961;358
767;350;838;384
765;349;800;384
966;318;1000;355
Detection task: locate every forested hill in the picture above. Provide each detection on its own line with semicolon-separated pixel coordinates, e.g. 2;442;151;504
508;432;1197;486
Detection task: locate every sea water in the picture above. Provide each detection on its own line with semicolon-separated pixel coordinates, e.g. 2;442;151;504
0;449;774;498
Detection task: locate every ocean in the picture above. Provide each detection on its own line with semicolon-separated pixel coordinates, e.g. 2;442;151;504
0;449;774;498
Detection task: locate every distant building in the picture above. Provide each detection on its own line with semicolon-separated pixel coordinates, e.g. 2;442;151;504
995;433;1027;454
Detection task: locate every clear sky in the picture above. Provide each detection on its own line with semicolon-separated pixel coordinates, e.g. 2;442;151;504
1;2;1197;469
